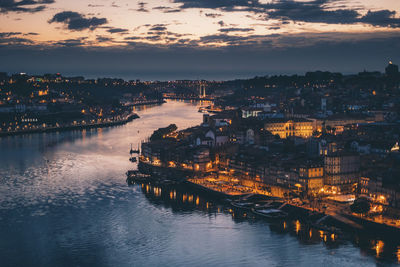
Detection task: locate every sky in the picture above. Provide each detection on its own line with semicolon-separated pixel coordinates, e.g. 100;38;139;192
0;0;399;80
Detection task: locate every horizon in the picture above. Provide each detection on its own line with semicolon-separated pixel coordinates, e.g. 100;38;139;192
1;62;395;82
1;0;399;79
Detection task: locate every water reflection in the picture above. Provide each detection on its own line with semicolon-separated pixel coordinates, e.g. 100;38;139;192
136;181;400;265
397;246;400;263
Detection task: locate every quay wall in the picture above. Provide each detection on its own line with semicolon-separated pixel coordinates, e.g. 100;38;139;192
0;113;139;137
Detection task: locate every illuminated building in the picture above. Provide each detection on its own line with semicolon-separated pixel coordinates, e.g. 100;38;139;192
264;118;313;139
324;152;360;193
360;174;400;208
298;164;324;194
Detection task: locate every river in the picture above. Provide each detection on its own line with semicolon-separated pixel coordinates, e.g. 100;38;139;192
0;100;398;266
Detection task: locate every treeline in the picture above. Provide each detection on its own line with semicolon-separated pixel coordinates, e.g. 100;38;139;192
150;124;177;141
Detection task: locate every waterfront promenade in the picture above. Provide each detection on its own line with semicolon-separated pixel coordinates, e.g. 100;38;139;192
0;112;139;137
181;176;400;233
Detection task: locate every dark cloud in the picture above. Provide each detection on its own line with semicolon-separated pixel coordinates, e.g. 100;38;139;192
124;36;141;41
0;0;54;13
88;4;104;7
145;35;162;41
172;0;400;28
0;31;39;38
360;10;400;28
0;32;22;37
219;27;254;33
149;25;168;31
136;2;148;12
264;0;360;24
205;13;222;18
96;36;114;42
107;28;129;34
0;36;34;46
54;38;87;47
199;33;261;46
152;6;181;13
172;0;258;10
49;11;108;31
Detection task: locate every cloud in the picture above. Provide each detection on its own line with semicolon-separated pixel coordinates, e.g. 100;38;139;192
49;11;108;31
360;10;400;28
54;38;87;47
152;6;181;13
136;2;149;12
107;28;129;34
149;25;168;31
172;0;400;28
0;36;34;46
205;13;222;18
96;36;114;42
0;31;39;38
0;32;22;37
219;27;254;33
172;0;257;10
199;33;260;46
88;4;104;7
0;0;55;13
264;0;360;24
124;36;141;41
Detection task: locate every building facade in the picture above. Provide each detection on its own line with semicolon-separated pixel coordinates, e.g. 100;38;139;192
324;152;360;193
264;119;313;139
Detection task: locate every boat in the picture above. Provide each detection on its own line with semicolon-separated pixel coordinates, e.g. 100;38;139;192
231;201;254;210
311;223;343;235
254;200;284;209
126;170;151;184
251;208;288;219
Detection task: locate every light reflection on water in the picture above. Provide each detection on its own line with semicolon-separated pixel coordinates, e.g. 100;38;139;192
0;100;399;266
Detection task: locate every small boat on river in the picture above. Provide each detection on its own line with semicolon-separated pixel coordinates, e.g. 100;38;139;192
231;201;254;210
126;170;151;184
252;208;288;220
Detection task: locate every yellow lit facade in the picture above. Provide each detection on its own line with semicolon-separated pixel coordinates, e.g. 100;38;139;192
299;166;324;194
264;119;313;139
38;90;48;96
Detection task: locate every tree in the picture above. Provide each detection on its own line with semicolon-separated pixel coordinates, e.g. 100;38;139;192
350;198;371;215
150;124;177;141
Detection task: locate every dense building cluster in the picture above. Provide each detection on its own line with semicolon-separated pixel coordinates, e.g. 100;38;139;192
0;72;162;134
140;62;400;215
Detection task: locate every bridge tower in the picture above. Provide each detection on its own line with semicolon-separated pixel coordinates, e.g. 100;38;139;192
199;82;206;98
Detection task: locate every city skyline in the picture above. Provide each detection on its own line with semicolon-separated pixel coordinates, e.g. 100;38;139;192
0;0;400;80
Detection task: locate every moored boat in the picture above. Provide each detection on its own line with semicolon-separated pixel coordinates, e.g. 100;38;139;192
126;170;151;184
231;201;254;211
251;208;288;219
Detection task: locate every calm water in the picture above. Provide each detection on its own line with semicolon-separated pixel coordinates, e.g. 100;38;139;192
0;100;399;266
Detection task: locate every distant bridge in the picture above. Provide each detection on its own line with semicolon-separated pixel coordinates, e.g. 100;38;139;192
163;96;215;101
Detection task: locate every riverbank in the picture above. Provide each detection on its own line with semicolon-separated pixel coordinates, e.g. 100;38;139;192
0;113;139;137
125;99;166;107
185;176;400;236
